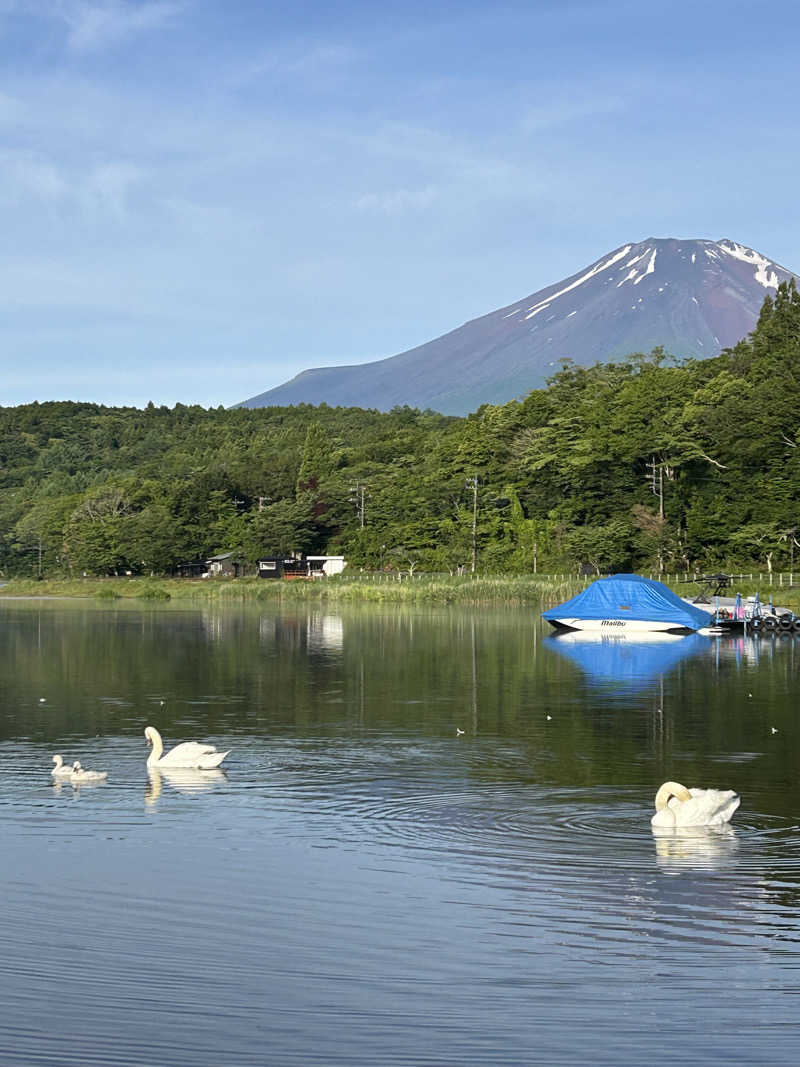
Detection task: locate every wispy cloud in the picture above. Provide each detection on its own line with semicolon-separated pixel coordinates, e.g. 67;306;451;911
0;149;67;203
0;0;184;51
83;161;145;216
354;185;438;215
0;146;146;222
520;94;625;133
63;0;183;51
0;91;23;123
232;42;360;88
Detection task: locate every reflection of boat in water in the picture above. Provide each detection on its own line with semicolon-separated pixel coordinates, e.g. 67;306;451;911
652;825;739;871
146;767;227;805
544;630;709;689
543;573;713;634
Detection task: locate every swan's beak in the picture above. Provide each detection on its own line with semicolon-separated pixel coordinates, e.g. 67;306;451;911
146;737;151;747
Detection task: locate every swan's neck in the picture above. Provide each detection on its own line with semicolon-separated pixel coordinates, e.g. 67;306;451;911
654;781;691;811
53;755;63;769
147;730;163;764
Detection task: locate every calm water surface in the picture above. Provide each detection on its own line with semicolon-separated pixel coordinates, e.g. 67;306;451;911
2;599;800;1065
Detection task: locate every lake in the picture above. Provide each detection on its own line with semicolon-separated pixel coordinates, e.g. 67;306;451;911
2;598;800;1065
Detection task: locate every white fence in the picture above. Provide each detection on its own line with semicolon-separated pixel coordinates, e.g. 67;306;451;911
333;571;799;586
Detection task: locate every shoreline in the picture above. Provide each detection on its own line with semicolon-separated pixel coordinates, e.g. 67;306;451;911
0;575;585;606
2;574;800;611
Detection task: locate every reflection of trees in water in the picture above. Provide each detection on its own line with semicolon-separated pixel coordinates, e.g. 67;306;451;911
0;603;565;740
3;604;800;824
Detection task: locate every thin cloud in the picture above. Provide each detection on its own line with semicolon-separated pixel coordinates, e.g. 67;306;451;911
355;185;439;215
520;94;625;133
4;0;185;51
0;91;23;123
0;149;67;203
0;147;146;222
83;161;145;217
66;0;183;51
233;42;360;87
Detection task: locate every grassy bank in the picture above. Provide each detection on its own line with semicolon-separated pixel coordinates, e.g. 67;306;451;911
0;574;588;606
4;573;800;611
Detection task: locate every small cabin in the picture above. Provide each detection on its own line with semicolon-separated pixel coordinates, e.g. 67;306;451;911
206;552;243;578
283;557;312;579
257;556;287;579
257;554;347;579
175;560;208;578
306;555;346;577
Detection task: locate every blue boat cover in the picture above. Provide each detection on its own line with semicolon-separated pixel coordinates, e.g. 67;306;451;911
543;632;709;690
541;573;713;631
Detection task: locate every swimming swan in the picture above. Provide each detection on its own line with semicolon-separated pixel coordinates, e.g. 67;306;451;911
651;780;740;828
51;755;74;779
70;761;108;784
144;725;230;769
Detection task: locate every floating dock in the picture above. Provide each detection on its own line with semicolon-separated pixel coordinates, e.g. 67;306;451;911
685;593;800;635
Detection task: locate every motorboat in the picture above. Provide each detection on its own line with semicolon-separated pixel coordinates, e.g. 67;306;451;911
542;573;713;635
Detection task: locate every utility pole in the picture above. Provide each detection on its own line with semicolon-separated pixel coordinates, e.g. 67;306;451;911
349;482;366;528
645;456;664;519
466;476;478;573
645;456;665;575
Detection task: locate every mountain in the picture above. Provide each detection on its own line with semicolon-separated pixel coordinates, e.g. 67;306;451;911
238;238;797;416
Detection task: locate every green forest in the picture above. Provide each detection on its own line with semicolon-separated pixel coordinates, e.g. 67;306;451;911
3;280;800;579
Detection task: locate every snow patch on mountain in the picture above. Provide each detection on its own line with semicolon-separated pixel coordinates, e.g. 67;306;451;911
719;239;779;288
633;248;657;284
524;244;632;319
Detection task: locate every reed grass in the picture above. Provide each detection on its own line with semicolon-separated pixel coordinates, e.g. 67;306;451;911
5;573;800;610
0;574;586;605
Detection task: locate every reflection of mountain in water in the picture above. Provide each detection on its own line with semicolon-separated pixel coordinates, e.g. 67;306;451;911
544;631;709;690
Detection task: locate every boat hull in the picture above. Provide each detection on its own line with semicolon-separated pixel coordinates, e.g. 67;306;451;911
546;617;696;635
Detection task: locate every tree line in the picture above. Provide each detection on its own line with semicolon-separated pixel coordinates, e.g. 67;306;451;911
3;280;800;578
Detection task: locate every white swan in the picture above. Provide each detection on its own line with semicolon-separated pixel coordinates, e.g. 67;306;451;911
144;725;230;769
70;761;108;784
651;780;740;828
51;755;74;779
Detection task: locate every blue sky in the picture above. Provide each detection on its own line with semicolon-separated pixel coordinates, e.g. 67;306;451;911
1;0;798;408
